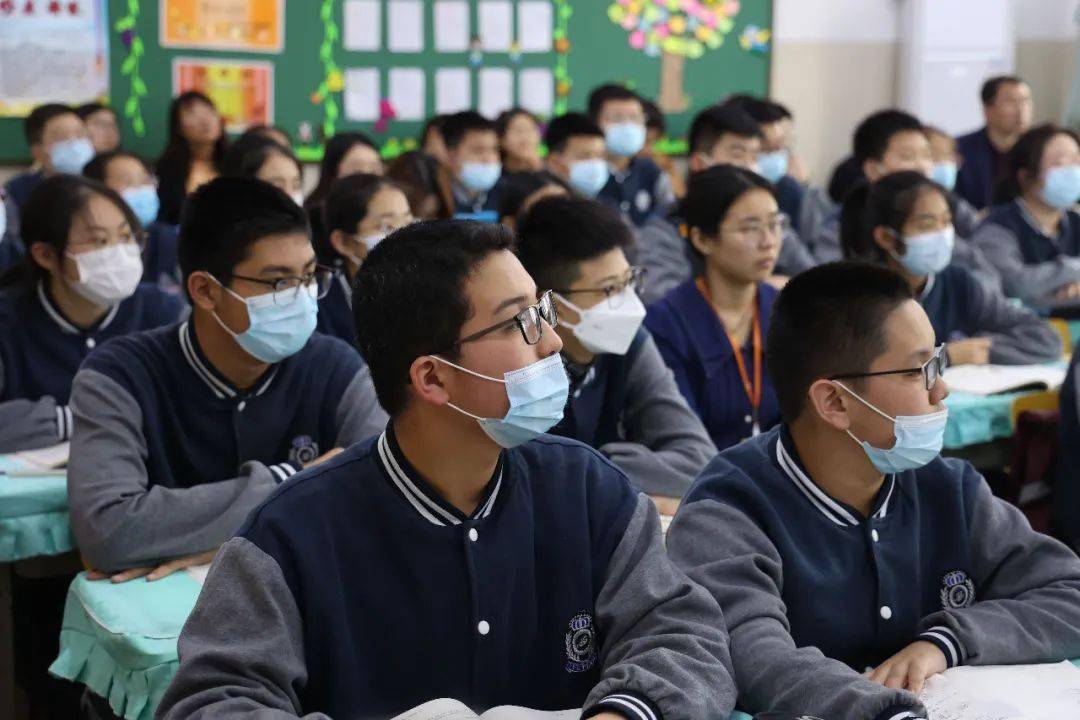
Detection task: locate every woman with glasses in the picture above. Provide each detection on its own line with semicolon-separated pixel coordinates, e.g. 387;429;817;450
318;174;414;345
84;150;181;292
842;171;1061;366
0;175;185;451
645;165;784;451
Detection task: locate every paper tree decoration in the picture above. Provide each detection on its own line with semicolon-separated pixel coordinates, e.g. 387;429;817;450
608;0;740;113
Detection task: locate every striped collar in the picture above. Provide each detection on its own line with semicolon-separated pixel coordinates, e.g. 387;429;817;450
918;273;936;301
1015;198;1070;243
37;280;120;335
177;321;279;400
334;265;352;309
376;427;504;527
774;428;895;527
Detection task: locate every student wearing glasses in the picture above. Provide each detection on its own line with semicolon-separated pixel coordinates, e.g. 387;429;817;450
515;196;715;506
645;165;784;451
667;263;1080;720
0;175;184;452
158;218;736;720
67;177;387;580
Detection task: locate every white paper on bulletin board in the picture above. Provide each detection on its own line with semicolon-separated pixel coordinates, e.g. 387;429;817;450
436;67;472;114
344;0;381;52
518;68;553;116
345;68;381;121
0;0;109;117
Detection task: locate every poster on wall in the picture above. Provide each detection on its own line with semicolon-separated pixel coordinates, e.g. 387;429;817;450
161;0;283;53
0;0;109;117
173;58;274;132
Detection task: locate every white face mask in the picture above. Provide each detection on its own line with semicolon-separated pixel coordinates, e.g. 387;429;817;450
289;191;305;207
343;232;385;268
555;286;646;356
66;243;143;306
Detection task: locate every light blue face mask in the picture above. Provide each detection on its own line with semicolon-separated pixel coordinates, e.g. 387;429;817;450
604;123;646;158
930;162;958;192
122;185;161;228
892;225;954;277
49;137;95;175
1041;165;1080;211
568;158;610;197
757;150;790;184
835;381;948;474
212;278;319;364
434;353;569;448
459;162;502;194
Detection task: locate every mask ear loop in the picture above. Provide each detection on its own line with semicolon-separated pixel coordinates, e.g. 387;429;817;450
428;355;505;423
552;292;586;330
832;380;899;451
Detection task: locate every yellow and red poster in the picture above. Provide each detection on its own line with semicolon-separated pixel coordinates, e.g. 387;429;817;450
173;58;273;132
161;0;282;53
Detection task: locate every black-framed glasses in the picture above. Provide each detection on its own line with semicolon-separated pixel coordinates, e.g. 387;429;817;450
230;265;334;306
552;266;646;309
829;344;948;392
456;290;559;347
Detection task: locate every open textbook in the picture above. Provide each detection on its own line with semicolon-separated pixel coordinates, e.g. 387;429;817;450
943;364;1067;396
2;441;70;475
918;661;1080;720
390;699;578;720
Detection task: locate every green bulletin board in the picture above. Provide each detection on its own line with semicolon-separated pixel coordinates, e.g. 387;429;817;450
0;0;772;164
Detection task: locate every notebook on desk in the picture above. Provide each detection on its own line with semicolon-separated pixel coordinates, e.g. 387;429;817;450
944;364;1067;397
1;441;70;475
918;660;1080;720
390;699;578;720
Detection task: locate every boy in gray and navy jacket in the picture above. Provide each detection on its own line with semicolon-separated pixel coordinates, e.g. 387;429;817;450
667;263;1080;720
157;220;735;720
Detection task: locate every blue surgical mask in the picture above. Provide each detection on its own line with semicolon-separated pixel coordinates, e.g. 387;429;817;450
122;185;160;228
930;162;958;192
835;381;948;474
757;150;790;184
1041;165;1080;211
604;123;646;158
568;158;610;197
459;162;502;194
892;226;954;277
49;137;95;175
433;353;569;448
212;278;319;364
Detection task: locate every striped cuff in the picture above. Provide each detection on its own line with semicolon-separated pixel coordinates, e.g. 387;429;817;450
55;405;73;441
874;707;928;720
583;691;661;720
268;462;299;484
918;624;965;668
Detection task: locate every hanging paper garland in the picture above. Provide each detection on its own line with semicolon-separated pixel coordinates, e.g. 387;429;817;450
552;0;572;115
310;0;342;141
114;0;147;137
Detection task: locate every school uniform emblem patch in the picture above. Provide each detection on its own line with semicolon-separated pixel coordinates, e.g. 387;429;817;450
634;189;652;213
564;611;597;673
940;569;976;609
288;435;320;466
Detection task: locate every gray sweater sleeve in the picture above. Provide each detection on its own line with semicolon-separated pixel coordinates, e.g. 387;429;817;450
774;227;817;277
918;474;1080;667
157;537;331;720
599;333;716;498
636;220;692;307
950;237;1003;294
0;354;72;452
667;499;921;719
68;369;281;572
333;363;389;447
585;494;736;720
973;221;1080;305
962;279;1063;365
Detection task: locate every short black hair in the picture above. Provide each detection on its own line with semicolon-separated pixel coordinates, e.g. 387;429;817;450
642;98;666;134
681;164;774;258
352;220;515;415
497;171;568;223
24;103;78;146
495;107;539;138
516;195;630;291
853;109;925;164
981;75;1026;107
442;111;496;150
994;123;1080;204
320;173;402;262
76;102;115;121
82;149;151;183
221;134;301;180
306;131;381;210
587;83;642;120
840;171;949;264
177;177;310;296
827;155;866;204
766;262;913;423
688;104;761;156
543;113;604;154
722;94;791;124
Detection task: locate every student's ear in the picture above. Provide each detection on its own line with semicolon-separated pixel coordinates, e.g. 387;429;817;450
187;271;222;311
862;158;882;183
872;226;899;256
807;379;854;432
409;355;452;407
328;229;353;260
29;142;48;167
688;153;709;174
29;242;61;275
688;226;714;257
546;152;568;177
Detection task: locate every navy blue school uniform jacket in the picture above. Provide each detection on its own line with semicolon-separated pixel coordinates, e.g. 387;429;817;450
597;157;674;227
667;425;1080;720
1057;345;1080;548
315;264;356;346
774;175;805;234
0;280;184;452
918;265;1060;364
157;429;736;720
974;199;1080;307
453;178;503;219
67;320;388;572
645;279;781;451
955;127;1008;211
142;221;181;290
